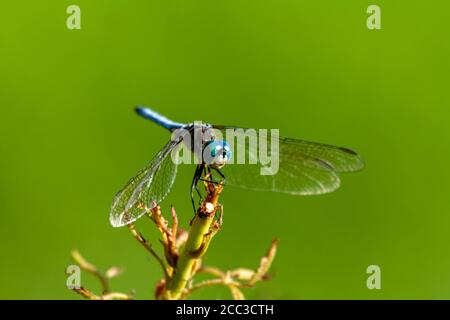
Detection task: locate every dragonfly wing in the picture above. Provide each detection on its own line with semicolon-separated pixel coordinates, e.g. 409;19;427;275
213;126;363;195
280;138;364;173
110;139;183;227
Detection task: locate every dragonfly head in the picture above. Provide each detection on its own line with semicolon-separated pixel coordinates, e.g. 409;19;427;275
203;140;232;168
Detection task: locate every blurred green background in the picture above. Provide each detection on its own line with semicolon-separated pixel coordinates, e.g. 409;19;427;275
0;0;449;299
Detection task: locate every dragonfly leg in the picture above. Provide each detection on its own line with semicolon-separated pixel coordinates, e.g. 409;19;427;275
205;166;212;182
191;164;204;213
212;167;226;184
198;177;221;185
200;166;222;185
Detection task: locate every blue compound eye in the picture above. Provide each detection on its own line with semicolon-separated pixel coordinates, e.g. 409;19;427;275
210;146;218;157
203;140;232;165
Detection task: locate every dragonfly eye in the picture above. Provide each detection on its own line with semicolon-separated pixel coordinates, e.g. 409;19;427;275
203;140;232;166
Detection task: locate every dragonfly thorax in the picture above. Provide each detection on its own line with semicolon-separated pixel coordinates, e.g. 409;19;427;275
182;123;232;168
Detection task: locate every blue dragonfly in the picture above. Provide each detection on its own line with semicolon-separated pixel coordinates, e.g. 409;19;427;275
110;107;364;227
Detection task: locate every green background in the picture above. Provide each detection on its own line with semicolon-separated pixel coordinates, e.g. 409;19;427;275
1;1;449;299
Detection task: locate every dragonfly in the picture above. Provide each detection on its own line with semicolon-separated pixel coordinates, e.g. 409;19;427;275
110;107;364;227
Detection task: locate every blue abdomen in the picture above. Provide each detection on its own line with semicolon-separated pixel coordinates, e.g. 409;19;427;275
135;107;185;131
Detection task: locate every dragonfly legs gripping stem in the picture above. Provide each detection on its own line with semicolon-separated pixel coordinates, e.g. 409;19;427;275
190;164;226;216
190;164;205;214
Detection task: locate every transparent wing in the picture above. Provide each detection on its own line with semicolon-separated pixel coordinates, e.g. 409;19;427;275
110;139;183;227
276;138;364;173
213;126;364;195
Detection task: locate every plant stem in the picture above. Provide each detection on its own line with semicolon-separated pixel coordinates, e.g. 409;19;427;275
163;182;222;300
127;223;169;281
71;250;110;293
166;214;213;299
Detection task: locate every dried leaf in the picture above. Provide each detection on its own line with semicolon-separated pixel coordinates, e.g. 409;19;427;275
230;268;255;281
250;238;278;285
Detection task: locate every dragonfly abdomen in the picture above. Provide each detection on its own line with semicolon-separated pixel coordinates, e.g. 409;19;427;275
135;106;186;131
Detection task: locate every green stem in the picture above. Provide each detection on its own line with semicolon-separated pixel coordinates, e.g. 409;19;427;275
165;213;214;299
